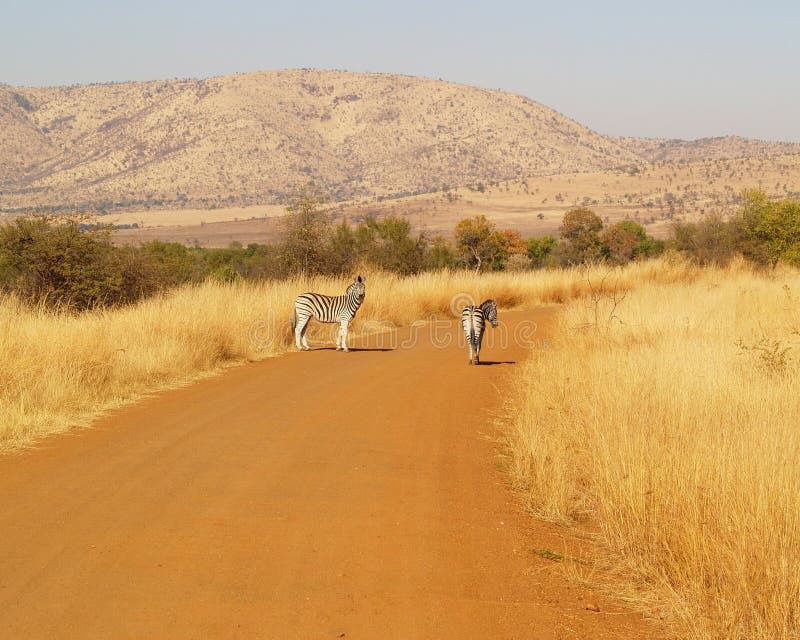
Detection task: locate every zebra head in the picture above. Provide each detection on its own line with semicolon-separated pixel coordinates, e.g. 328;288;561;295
480;299;498;328
347;275;366;303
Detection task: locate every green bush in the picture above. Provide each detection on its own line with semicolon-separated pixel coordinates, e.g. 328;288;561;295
738;190;800;267
0;217;159;310
670;192;800;267
527;236;557;268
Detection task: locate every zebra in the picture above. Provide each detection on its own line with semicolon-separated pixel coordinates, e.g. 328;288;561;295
291;276;366;352
461;299;498;365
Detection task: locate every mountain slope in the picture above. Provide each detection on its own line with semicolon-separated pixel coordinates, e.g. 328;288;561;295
613;135;800;163
1;70;639;210
0;87;55;186
1;70;798;213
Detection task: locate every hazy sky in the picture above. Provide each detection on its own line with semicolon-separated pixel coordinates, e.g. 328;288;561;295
3;0;799;142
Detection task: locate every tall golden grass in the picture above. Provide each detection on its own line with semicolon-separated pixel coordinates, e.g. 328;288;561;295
0;261;697;451
505;259;800;639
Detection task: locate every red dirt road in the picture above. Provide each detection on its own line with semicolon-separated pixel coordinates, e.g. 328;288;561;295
0;309;663;639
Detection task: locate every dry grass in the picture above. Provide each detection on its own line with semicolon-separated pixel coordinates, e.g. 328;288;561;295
505;259;800;639
0;260;697;451
102;204;286;227
0;281;275;450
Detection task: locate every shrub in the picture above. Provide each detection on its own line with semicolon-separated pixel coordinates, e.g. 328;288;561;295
670;192;800;267
453;215;505;272
601;225;640;264
526;236;557;268
280;187;330;274
741;191;800;266
355;215;427;275
0;216;157;310
558;208;604;264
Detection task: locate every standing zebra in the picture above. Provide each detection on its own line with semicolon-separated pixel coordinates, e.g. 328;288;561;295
461;299;498;365
291;276;366;352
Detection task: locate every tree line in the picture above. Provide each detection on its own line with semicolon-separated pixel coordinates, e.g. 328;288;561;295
0;188;797;311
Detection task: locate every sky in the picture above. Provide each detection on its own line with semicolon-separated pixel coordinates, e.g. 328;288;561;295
3;0;799;142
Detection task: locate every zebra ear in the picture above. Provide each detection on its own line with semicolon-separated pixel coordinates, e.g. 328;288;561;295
357;275;364;283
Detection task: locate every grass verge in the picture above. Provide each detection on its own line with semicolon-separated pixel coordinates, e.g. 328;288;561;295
504;259;800;639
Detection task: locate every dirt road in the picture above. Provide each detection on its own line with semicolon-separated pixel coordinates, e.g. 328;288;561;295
0;309;661;639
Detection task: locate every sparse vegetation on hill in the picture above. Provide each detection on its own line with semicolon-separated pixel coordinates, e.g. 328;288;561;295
0;70;642;212
614;134;800;163
2;70;798;217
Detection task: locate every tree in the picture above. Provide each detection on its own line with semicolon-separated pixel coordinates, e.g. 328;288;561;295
613;220;662;258
601;225;640;264
356;215;427;275
327;219;358;274
280;186;330;274
498;230;528;256
454;215;504;273
559;208;604;264
425;235;456;270
526;236;557;268
670;214;739;265
141;240;199;285
242;243;281;279
734;190;800;267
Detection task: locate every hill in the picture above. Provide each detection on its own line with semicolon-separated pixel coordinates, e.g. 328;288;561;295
0;70;639;212
613;135;800;163
2;69;798;218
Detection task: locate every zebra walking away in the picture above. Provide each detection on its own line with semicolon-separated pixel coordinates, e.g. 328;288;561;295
461;299;498;365
291;276;366;351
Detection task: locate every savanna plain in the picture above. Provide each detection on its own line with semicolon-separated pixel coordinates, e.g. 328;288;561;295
2;258;799;639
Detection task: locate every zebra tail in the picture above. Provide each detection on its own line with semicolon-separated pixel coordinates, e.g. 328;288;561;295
290;307;297;333
469;320;476;349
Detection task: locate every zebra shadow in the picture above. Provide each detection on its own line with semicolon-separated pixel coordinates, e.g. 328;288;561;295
309;347;396;352
474;360;516;366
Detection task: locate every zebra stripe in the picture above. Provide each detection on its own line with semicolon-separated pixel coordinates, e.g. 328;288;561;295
461;299;498;365
292;276;366;352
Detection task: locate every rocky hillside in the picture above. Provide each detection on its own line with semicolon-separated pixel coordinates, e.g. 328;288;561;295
613;135;800;163
1;70;798;212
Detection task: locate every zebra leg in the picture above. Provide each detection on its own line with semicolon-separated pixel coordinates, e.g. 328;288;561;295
467;341;474;365
475;334;482;365
297;317;311;350
335;323;343;351
339;320;349;352
294;316;306;350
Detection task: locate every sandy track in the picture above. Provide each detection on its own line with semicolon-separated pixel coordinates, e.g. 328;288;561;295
0;309;662;639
